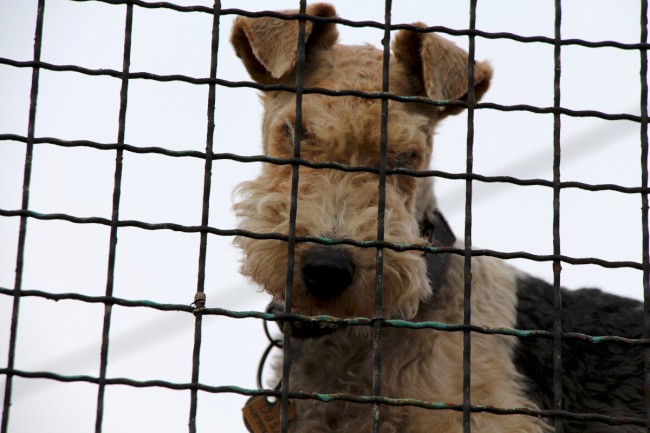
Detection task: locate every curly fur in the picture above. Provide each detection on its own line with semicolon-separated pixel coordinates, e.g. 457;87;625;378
231;4;643;432
282;256;546;433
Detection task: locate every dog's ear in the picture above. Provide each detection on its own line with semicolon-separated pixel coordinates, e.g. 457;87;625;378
231;3;338;84
393;24;493;116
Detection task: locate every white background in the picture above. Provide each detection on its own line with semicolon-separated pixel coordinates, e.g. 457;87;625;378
0;0;646;431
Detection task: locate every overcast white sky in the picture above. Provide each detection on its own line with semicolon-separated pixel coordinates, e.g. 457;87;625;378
0;0;647;432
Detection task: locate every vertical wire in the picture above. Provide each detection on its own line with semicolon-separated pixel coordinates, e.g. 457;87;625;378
1;0;46;431
280;1;307;431
372;1;392;431
463;0;477;433
462;1;478;432
552;1;564;432
639;0;650;429
188;1;221;431
94;4;133;432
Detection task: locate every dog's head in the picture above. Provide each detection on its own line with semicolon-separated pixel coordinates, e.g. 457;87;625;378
232;4;492;319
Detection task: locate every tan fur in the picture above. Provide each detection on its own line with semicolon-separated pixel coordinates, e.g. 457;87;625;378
232;5;548;432
287;256;545;433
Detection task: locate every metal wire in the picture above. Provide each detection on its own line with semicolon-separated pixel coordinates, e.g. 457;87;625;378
279;1;309;431
2;57;647;124
1;1;648;432
552;2;564;432
371;1;392;430
0;365;647;428
1;286;647;346
639;0;650;430
94;3;133;433
462;0;478;431
1;0;45;431
3;134;648;195
1;208;643;270
187;1;222;431
60;0;650;51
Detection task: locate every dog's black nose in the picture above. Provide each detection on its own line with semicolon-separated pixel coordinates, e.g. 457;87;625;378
301;246;355;300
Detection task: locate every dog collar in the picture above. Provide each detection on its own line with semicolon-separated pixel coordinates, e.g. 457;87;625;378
420;210;456;295
269;209;456;339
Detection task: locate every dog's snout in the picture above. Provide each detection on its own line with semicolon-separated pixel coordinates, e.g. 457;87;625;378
301;247;355;300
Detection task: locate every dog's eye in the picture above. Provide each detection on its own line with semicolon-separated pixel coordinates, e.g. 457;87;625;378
281;123;311;144
281;123;293;141
393;150;419;168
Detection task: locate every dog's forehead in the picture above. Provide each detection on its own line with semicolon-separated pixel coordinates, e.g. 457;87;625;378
306;44;413;94
261;43;433;156
305;96;430;148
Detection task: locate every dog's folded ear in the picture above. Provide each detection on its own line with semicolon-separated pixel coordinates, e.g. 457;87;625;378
231;3;338;84
393;24;493;116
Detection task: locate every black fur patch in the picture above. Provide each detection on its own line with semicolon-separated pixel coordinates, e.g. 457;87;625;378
515;276;645;432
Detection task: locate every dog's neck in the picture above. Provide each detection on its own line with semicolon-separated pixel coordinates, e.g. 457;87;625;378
414;176;439;226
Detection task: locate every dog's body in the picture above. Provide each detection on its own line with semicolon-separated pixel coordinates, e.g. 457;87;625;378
515;277;644;433
231;4;644;432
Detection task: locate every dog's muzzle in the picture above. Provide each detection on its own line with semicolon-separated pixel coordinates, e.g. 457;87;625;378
301;246;355;300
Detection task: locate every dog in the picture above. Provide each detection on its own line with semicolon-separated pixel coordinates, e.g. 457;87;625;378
231;4;645;432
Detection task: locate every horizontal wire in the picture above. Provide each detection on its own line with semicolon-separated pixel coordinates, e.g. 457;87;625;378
68;0;650;51
0;208;643;270
0;367;645;427
0;286;647;345
0;134;647;195
0;58;643;123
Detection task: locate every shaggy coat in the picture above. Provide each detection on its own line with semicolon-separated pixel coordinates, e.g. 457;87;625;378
231;4;645;432
515;277;645;433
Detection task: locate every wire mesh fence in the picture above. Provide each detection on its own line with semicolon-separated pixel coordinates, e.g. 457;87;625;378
0;0;648;432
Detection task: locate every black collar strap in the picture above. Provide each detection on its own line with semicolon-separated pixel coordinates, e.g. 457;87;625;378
420;210;456;295
269;209;456;339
